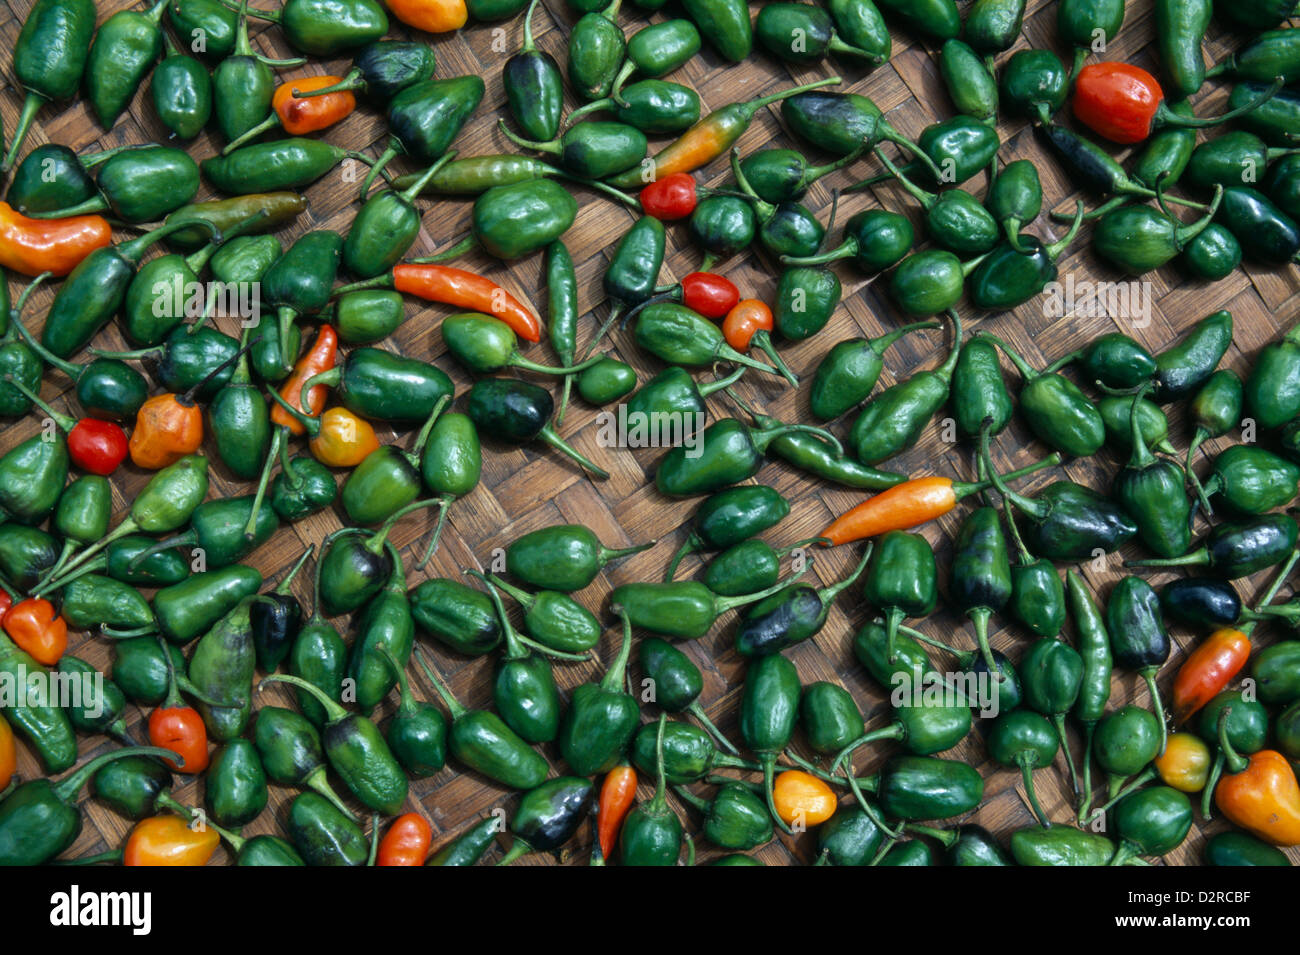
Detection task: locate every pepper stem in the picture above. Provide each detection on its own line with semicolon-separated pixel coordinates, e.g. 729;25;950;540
537;423;610;479
751;331;798;387
497;119;561;157
1143;666;1168;758
663;533;701;582
871;145;937;210
1018;756;1051;827
736;76;842;122
1045;202;1086;261
686;702;739;755
830;723;906;774
1167;77;1284;129
712;561;811;616
412;644;467;721
598;606;635;693
762;756;793;836
466;570;529;661
415;496;455;570
259;673;347;724
1;374;75;433
1201;751;1226;821
1076;721;1098;825
648;714;670;814
0;93;46;173
292;67;364;99
243;427;287;539
1052;714;1081;797
398;150;458;205
1082;766;1156;825
221;113;281;155
968;609;1002;683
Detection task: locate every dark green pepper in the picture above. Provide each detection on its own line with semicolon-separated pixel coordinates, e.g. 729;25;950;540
638;635;736;752
206;738;268;828
874;149;998;255
755;2;884;64
939;39;997;124
1066;569;1113;825
951;335;1014;437
497;776;595;865
1159;577;1243;631
665;484;790;580
1154;309;1233;402
620;717;683;865
655;415;841;496
0;633;76;773
1112;388;1194;560
987;159;1043;251
85;0;169;129
1000;49;1069;125
1081;332;1157;391
948;504;1012;678
1204;830;1292;866
738;652;802;833
1129;513;1298;578
680;0;751;61
153;564;262;646
557;608;639;776
567;0;626;101
782;209;914;274
503;0;563;142
53;655;133;744
379;649;447;778
734;545;871;657
286;792;368;866
967;206;1085;312
1106;577;1171;756
986;709;1058;827
678;781;772;851
252;706;354;817
188;595;261;740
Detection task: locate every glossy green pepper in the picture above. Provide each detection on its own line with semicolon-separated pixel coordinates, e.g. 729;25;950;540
637;636;735;751
1204;830;1292;866
577;359;637;405
1011;825;1117;865
53;655;132;743
688;196;755;271
85;0;169;129
680;0;750;61
986;709;1058;827
1180;223;1243;280
1216;186;1300;266
860;531;937;664
867;755;984;821
1130;513;1298;579
251;706;353;817
1000;49;1069;125
286;791;368;866
557;608;639;776
735;545;871;657
414;646;548;790
1066;570;1113;824
948;504;1012;678
1093;187;1223;274
678;781;772;851
665;485;789;580
110;637;232;709
1080;333;1157;391
1154;309;1233;402
426;816;499;866
153;564;262;647
655;416;840;496
1106;579;1171;757
629;721;750;783
1097;395;1178;456
849;311;961;464
0;633;76;772
59;575;155;632
206;738;268;828
462;381;601;477
1159;577;1244;632
187;595;262;740
814;804;883;865
783;209;914;274
223;0;387;56
951;335;1013;437
755;2;884;64
620;717;683;865
738;652;802;833
967;206;1085;312
938;39;997;124
875;149;998;255
567;0;625;100
497;776;595;865
150;36;213;139
987;159;1043;251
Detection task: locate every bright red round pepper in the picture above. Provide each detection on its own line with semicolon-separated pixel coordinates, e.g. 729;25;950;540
377;813;433;866
682;272;740;319
67;418;129;475
640;173;700;220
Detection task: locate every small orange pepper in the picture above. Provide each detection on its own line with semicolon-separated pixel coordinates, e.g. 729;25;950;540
129;393;204;469
1214;707;1300;846
385;0;467;33
3;598;68;665
308;407;380;466
275;76;355;135
597;764;638;859
377;813;434;866
1171;628;1252;725
0;713;16;792
1153;732;1211;793
124;814;220;866
272;324;337;435
772;770;837;827
0;201;112;276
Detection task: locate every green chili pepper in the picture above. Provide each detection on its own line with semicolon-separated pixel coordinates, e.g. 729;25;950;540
201;139;378;195
251;706;353;818
782;209;914;274
637;637;736;752
810;321;940;422
1129;514;1298;580
938;39;997;124
186;595;266;741
40;219;215;359
0;745;181;865
656;415;841;496
427;816;500;866
414;645;549;790
620;717;684;865
556;607;640;775
2;0;98;173
702;538;807;598
755;2;884;64
814;804;882;865
1011;824;1117;865
987;159;1043;251
567;0;626;101
986;709;1058;827
6;144;124;215
1001;49;1069;126
737;652;802;833
218;0;387;56
849;310;961;465
689;196;756;270
84;0;169;128
59;575;155;632
1065;570;1113;824
1154;309;1233;402
677;781;772;851
665;485;790;580
1160;577;1244;632
1197;694;1270;819
679;0;750;60
630;721;753;783
205;738;268;828
875;149;998;255
577;359;637;405
735;545;871;657
1106;578;1171;757
1080;333;1157;391
951;336;1013;438
861;755;984;821
497;776;596;865
53;656;133;744
110;637;234;709
500;0;563;143
287;792;369;866
610;567;805;641
586;216;667;353
903;625;1022;716
624;365;743;426
967;204;1086;312
1093;184;1223;274
1180;223;1243;280
164;193;307;251
780;91;937;175
1097;395;1177;456
1204;830;1293;866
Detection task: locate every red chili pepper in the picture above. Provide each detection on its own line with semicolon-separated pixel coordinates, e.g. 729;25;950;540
0;201;112;276
681;272;739;319
1072;62;1280;144
640;173;700;220
377;813;433;866
390;264;541;342
275;76;354;135
597;764;638;859
271;324;338;435
722;299;798;386
147;639;208;774
3;598;67;666
1;374;128;475
1172;628;1251;725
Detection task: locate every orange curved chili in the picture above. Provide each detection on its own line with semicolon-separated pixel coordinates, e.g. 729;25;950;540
124;814;220;866
272;324;337;435
3;598;68;666
275;76;354;134
148;702;209;774
129;394;204;470
309;407;380;466
385;0;467;33
597;764;638;859
377;813;433;866
1153;732;1211;793
1171;628;1251;725
1215;749;1300;846
772;770;837;826
393;264;541;343
0;202;112;277
820;477;960;546
0;713;16;792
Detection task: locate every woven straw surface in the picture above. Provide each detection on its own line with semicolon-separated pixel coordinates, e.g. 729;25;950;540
2;0;1299;865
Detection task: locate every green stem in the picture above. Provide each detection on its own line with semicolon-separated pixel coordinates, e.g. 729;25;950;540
1019;757;1051;828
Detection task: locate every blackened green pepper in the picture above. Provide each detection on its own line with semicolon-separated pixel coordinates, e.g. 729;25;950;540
1154;309;1233;402
286;791;368;866
1160;577;1244;632
188;595;261;740
1129;513;1298;579
503;0;563;142
734;545;871;657
468;376;609;479
497;776;595;865
1106;577;1171;756
949;504;1012;678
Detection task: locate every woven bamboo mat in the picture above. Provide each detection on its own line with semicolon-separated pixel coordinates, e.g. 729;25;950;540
3;0;1300;865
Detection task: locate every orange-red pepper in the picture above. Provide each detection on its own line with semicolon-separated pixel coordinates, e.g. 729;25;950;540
272;324;337;435
385;0;467;33
722;298;797;386
129;393;204;470
124;814;220;866
1171;628;1252;725
3;598;68;665
0;712;15;792
392;264;541;343
0;201;112;277
772;770;837;827
597;764;638;859
275;76;354;135
148;701;209;775
307;407;380;466
1214;708;1300;846
377;813;433;866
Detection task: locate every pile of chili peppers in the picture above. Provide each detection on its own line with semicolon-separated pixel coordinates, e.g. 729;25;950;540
3;0;1300;869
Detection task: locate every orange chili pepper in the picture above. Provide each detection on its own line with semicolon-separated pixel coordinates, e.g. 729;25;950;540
271;324;338;435
1214;707;1300;846
124;814;220;866
391;264;541;342
308;407;380;466
0;201;112;277
772;770;837;826
1153;732;1211;793
597;764;638;859
147;642;208;774
722;298;797;386
1171;628;1252;725
377;813;434;866
819;451;1063;546
275;76;354;135
385;0;467;33
3;598;68;666
129;393;204;469
0;712;16;792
